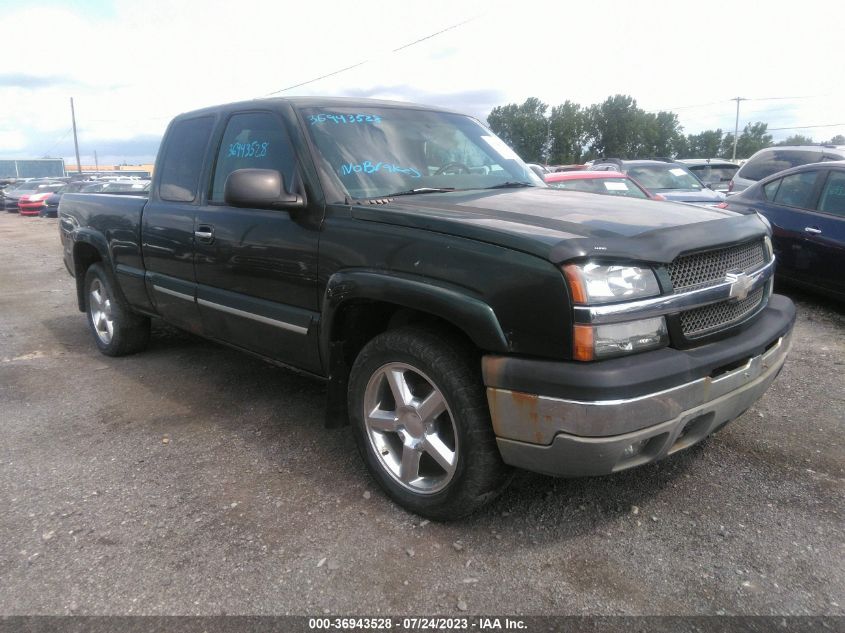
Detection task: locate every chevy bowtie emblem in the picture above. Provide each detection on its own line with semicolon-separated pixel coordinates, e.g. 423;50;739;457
726;272;753;301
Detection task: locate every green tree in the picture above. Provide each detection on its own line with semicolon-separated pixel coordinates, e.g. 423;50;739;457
548;101;584;164
487;97;549;163
584;94;642;158
720;122;773;159
778;134;814;146
582;95;682;159
673;134;690;159
680;129;724;158
648;110;683;158
826;134;845;145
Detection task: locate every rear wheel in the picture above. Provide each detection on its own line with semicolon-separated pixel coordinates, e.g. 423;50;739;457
348;326;510;520
84;263;150;356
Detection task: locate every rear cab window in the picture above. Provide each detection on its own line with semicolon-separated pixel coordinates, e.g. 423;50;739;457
158;116;215;202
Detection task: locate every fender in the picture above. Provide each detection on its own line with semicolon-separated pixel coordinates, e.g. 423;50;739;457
321;269;509;361
71;228;113;311
72;228;110;263
320;269;510;428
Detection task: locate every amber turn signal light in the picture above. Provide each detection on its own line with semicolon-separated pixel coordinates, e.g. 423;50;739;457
563;264;588;304
573;324;595;361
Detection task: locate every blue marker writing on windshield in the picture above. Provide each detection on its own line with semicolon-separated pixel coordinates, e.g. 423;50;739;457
340;161;421;178
310;113;382;126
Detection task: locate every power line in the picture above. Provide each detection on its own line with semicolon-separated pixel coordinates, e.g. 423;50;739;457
42;127;72;157
265;61;369;96
649;94;830;113
746;94;829;102
263;15;480;96
390;16;476;52
649;100;726;112
767;122;845;131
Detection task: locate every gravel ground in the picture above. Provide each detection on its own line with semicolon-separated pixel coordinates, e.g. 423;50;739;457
0;212;842;616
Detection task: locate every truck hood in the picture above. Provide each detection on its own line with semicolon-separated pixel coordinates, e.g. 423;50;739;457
351;187;768;264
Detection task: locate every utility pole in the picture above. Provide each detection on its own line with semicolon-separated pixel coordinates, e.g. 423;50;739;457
70;97;82;173
731;97;747;161
94;150;99;172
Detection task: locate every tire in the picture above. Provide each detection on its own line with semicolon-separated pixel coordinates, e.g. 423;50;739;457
83;263;151;356
348;326;510;520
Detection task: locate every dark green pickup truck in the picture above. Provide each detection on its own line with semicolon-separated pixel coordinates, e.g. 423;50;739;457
59;97;795;519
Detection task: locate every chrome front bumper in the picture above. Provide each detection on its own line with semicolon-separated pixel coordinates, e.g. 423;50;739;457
489;331;792;477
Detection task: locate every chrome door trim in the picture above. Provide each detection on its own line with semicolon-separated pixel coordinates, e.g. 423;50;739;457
196;298;309;335
153;285;195;302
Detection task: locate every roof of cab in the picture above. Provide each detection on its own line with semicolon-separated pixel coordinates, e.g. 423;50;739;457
171;96;464;121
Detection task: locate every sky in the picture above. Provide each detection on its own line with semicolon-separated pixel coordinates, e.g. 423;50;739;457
1;0;843;166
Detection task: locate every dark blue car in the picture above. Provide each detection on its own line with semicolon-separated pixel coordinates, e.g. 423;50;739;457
721;161;845;300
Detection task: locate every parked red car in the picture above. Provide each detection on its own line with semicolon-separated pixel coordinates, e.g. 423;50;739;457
17;182;66;216
544;170;665;200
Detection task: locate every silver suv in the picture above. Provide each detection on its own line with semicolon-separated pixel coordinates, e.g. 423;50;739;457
730;145;845;193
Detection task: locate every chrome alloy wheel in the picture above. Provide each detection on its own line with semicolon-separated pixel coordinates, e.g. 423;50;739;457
363;362;459;494
89;278;114;345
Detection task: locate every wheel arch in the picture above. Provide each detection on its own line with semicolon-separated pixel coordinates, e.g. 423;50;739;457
72;232;110;312
320;270;509;428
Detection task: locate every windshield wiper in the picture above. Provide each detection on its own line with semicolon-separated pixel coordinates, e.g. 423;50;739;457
483;181;535;189
382;187;456;197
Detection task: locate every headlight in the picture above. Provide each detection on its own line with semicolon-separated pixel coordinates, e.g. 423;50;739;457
563;262;660;304
574;317;668;361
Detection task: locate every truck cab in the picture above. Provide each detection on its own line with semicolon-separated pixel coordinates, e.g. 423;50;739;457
59;97;795;519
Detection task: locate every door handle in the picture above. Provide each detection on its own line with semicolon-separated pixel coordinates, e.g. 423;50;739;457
804;226;822;235
194;225;215;243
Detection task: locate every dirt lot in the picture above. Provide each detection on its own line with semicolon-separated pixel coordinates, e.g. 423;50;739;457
0;212;843;616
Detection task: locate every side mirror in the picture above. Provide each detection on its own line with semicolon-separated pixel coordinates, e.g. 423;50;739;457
224;168;305;210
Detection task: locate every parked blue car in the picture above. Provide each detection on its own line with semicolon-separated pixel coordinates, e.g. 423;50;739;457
721;161;845;301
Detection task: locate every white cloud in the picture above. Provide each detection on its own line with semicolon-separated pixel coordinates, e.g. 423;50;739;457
0;129;28;151
1;0;843;163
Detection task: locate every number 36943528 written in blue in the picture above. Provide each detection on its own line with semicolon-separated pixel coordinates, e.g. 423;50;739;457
228;141;269;158
309;113;382;125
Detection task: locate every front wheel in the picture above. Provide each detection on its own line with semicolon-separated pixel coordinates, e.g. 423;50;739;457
84;263;151;356
348;326;510;520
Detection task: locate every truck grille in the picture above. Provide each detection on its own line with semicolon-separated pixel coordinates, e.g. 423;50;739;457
680;287;765;338
668;239;768;339
668;240;765;292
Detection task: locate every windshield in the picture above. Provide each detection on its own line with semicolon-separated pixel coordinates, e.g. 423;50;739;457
626;165;703;191
547;176;648;198
300;106;542;199
688;165;738;184
17;181;61;194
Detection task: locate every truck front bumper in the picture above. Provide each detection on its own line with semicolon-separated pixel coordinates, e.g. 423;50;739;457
483;294;795;477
